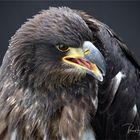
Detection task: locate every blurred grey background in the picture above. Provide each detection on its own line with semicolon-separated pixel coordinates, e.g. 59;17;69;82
0;1;140;64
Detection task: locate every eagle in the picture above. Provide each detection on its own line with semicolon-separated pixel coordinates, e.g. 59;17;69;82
0;7;140;140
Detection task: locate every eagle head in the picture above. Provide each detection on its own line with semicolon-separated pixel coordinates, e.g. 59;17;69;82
9;7;106;91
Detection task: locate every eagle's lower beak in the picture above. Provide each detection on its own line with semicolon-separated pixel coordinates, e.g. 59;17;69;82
63;41;106;82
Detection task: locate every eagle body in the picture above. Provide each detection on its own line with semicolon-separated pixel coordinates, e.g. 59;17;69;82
0;7;140;140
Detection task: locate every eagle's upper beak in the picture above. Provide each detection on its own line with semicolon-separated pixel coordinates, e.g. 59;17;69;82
63;41;106;82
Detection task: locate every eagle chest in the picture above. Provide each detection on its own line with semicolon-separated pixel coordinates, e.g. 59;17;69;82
49;82;97;140
58;105;96;140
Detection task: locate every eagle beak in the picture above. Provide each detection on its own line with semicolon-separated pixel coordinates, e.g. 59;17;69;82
63;41;106;82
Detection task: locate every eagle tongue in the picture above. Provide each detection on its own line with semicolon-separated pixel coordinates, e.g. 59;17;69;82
75;59;85;67
69;58;94;70
76;58;91;69
77;59;98;72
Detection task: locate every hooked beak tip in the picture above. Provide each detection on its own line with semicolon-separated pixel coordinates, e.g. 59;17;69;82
83;41;106;81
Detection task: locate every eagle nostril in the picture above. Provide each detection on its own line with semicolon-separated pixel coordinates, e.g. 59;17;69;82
84;50;90;55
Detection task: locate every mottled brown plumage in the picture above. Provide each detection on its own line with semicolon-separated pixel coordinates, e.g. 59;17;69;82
0;7;140;140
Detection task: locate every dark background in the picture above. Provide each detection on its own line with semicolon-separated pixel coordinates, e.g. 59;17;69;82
0;1;140;65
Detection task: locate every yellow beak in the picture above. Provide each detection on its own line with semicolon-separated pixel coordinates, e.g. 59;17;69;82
62;41;106;82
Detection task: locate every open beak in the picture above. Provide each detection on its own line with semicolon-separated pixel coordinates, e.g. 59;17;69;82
62;41;106;82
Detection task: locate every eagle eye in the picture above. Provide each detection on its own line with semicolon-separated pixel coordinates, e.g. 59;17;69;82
56;44;69;52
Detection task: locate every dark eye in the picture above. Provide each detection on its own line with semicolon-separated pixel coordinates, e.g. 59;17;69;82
56;44;69;52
